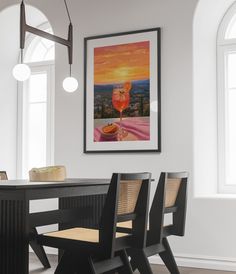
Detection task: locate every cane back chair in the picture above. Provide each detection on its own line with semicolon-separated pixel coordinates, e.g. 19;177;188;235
28;165;67;268
125;172;188;274
36;172;151;274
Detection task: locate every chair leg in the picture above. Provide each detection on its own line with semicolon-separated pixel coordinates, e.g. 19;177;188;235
88;251;132;274
56;253;92;274
117;250;133;274
159;238;180;274
55;251;79;274
29;228;51;268
77;257;93;274
88;256;98;274
129;249;153;274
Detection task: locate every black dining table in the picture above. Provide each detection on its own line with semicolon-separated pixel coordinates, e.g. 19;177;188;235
0;178;110;274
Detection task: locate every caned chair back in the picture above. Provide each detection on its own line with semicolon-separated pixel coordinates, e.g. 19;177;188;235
165;177;182;208
100;173;151;259
117;179;142;215
0;171;8;180
149;172;188;245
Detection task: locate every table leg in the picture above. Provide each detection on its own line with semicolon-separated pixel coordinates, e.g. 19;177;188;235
0;199;29;274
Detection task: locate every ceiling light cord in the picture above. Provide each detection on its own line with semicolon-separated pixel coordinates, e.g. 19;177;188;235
21;0;71;23
64;0;72;24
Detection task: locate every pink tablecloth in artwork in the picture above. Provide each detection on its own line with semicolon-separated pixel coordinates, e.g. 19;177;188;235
94;117;150;142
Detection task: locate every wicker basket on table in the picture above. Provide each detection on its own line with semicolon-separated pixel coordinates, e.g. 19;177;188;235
29;166;66;182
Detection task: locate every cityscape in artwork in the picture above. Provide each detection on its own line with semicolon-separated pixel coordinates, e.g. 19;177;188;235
94;79;150;119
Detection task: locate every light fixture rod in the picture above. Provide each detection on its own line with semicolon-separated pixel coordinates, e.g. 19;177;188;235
20;1;73;65
25;24;72;47
20;48;23;63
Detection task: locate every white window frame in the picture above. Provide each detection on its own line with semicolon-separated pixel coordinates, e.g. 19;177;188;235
17;21;55;179
217;2;236;194
17;61;55;178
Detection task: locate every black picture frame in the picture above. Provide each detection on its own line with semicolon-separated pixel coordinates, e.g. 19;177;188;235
84;27;161;153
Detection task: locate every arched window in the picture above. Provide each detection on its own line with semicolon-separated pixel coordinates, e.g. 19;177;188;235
17;22;55;179
217;2;236;193
24;23;55;62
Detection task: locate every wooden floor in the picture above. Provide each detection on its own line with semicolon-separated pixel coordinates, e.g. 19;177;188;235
29;253;234;274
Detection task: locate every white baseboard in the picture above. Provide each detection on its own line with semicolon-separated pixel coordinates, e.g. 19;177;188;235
149;254;236;272
33;248;236;272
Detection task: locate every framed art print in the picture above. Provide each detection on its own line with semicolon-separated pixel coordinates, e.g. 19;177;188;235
84;28;161;153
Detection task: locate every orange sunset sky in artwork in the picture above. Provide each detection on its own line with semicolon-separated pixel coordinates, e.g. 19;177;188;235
94;41;150;85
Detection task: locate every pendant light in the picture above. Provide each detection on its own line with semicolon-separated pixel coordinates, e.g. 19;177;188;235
13;0;78;92
63;60;78;93
12;49;31;81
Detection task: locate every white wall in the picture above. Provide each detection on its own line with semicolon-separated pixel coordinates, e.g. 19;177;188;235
53;0;198;264
54;0;196;180
0;6;18;178
193;0;236;196
1;0;236;271
192;0;236;269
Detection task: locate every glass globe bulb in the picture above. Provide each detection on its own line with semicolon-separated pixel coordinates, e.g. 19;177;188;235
63;77;78;93
150;100;158;112
12;63;31;81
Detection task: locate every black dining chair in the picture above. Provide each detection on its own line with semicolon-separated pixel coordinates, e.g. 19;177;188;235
28;165;68;269
35;172;151;274
0;171;51;268
118;172;188;274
